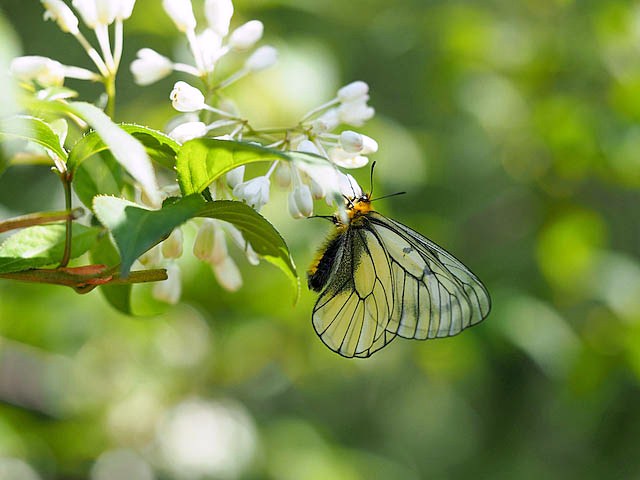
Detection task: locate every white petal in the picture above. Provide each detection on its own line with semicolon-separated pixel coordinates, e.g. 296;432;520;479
229;20;264;50
245;46;278;72
153;262;182;304
170;81;205;112
212;256;242;292
162;228;184;259
337;80;369;102
204;0;234;36
162;0;196;32
42;0;80;34
168;121;208;143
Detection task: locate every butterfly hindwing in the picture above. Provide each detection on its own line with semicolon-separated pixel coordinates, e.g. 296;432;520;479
311;226;395;358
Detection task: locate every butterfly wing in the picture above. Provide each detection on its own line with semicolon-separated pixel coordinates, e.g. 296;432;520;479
366;212;491;340
311;226;396;358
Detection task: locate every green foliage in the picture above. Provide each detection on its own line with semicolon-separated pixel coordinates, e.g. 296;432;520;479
0;223;102;273
0;114;67;163
177;138;288;195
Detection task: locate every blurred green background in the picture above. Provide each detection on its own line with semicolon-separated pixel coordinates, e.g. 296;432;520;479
2;0;640;478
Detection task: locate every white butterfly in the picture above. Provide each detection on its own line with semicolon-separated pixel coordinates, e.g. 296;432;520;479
308;192;491;358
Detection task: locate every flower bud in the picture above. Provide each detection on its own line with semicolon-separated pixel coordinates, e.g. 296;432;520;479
339;130;363;153
41;0;80;34
224;224;260;266
329;147;369;169
193;219;216;262
130;48;173;85
116;0;136;20
360;134;378;155
210;224;228;264
288;184;313;219
310;108;340;134
296;139;321;156
72;0;117;28
233;176;270;210
162;0;196;32
168;121;208;143
197;29;224;73
337;81;369;103
274;162;292;188
310;177;325;200
338;100;375;127
226;166;245;188
170;81;205;112
212;256;242;292
162;228;184;259
337;173;363;198
10;56;65;87
205;0;234;36
229;20;264;50
139;245;162;266
153;261;182;304
245;46;278;72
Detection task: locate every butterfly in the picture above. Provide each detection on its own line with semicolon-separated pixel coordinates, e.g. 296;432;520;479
307;186;491;358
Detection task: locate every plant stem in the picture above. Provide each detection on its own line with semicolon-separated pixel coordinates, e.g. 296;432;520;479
0;208;83;234
104;74;116;119
59;173;74;267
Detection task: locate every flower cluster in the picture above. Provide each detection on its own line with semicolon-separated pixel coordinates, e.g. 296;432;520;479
126;0;379;303
11;0;136;89
130;0;275;87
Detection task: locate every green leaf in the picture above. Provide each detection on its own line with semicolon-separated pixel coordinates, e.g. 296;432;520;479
176;139;289;195
90;233;133;315
196;200;299;298
0;115;67;162
67;103;160;206
93;195;202;276
28;100;161;206
93;195;298;297
0;224;103;274
74;152;129;210
68;123;179;172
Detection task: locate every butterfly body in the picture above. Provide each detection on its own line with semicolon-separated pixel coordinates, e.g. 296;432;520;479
307;193;491;358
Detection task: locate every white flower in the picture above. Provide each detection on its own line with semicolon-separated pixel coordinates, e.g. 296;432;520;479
212;256;242;291
229;20;263;50
339;130;363;153
41;0;80;34
310;177;325;200
130;48;173;85
329;147;369;169
73;0;117;27
295;160;342;205
359;134;378;154
245;45;277;72
10;56;65;87
193;219;217;262
310;108;340;134
339;131;378;154
226;166;245;188
116;0;136;20
170;81;206;112
153;261;182;304
163;0;197;32
337;81;369;103
168;121;208;143
197;29;225;73
274;162;291;188
337;172;363;198
223;222;259;266
288;184;313;218
210;223;228;264
139;245;162;266
233;176;270;210
296;139;321;156
162;228;184;259
338;100;375;127
205;0;234;36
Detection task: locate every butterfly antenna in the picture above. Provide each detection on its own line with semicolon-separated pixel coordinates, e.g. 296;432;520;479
369;161;376;197
370;191;406;202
